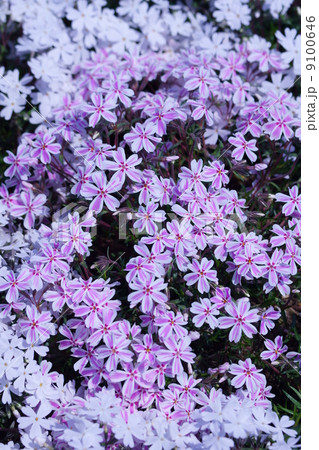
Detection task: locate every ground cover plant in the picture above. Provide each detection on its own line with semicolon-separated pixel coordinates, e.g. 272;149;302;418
0;0;301;448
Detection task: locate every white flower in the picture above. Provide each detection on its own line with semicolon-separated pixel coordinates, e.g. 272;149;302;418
224;406;256;439
66;0;96;32
25;371;59;405
270;436;301;449
13;360;38;393
271;413;297;441
275;28;301;75
0;377;19;404
18;403;53;439
0;92;26;120
113;413;146;448
0;353;21;380
264;0;294;19
141;8;166;50
168;422;199;447
61;416;104;449
202;422;234;450
252;407;276;434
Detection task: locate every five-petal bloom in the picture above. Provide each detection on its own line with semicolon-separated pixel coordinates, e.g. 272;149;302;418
156;336;195;376
124;122;161;153
81;171;121;213
229;132;258;162
275;185;301;216
19;305;53;344
260;336;288;362
83;93;117;127
219;298;259;343
184;258;218;294
190;297;220;329
229;358;266;392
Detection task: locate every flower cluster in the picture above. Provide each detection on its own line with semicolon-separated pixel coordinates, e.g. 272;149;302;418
0;0;300;448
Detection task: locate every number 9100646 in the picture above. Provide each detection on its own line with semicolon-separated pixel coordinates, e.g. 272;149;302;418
306;16;316;71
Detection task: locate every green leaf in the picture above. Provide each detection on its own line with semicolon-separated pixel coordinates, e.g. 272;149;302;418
283;389;301;409
277;405;294;415
288;385;301;399
269;181;281;191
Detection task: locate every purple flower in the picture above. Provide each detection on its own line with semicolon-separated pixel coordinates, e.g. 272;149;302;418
71;165;95;195
184;258;218;294
31;133;61;164
11;190;47;229
188;98;214;125
135;240;172;278
102;147;142;185
260;306;281;335
19;306;53;344
282;240;301;275
156;336;195;376
144;362;171;389
72;287;116;329
208;223;233;261
260;248;290;286
237;113;263;137
154;310;187;339
145;96;183;136
211;287;232;309
261;336;288;362
31;243;70;275
83;92;117;127
190;297;219;329
45;284;72;311
275;186;301;216
58;324;86;350
229;132;258;162
97;334;133;371
264;109;294;140
229;358;266;392
68;277;106;304
150;175;173;206
0;269;31;302
124;122;161;153
24;263;54;292
72;344;99;373
141;228;175;254
4;145;30;179
132;334;161;365
134;203;166;236
218;51;245;80
226;232;259;255
77;138;113;168
170;372;202;403
179;159;207;196
82;360;108;389
59;212;95;256
234;244;266;278
232;76;253;105
218;189;247;222
86;309;118;346
219;298;259;343
81;171;121;213
125;256;154;283
128;275;168;313
171;203;205;229
166;220;194;256
184;67;216;98
108;363;151;399
270;224;293;247
103;71;134;107
202;161;229;189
